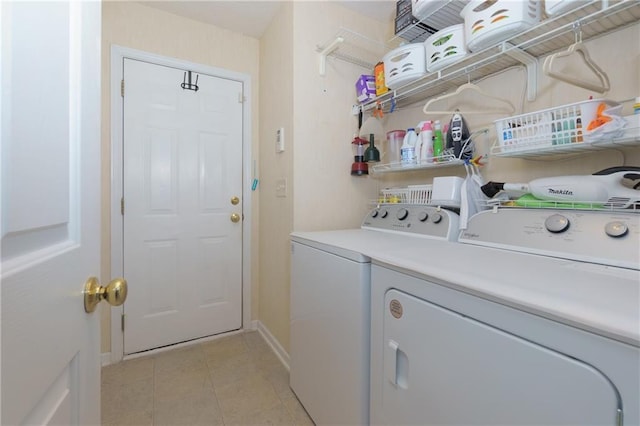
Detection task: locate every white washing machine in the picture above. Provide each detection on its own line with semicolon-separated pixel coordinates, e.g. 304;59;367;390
370;208;640;425
290;205;459;425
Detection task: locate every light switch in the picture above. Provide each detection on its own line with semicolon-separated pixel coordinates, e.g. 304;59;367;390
276;128;285;153
276;178;287;197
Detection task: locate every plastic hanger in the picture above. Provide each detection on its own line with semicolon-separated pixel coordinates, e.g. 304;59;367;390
543;23;610;93
422;81;516;115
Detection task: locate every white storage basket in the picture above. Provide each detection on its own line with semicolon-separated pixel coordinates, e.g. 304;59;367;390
424;24;468;72
383;44;427;90
545;0;582;16
411;0;449;20
494;99;620;152
460;0;542;52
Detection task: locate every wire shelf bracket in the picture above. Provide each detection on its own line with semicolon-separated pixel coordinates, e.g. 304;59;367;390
500;42;538;102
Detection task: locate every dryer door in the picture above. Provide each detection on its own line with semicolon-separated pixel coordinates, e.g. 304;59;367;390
380;288;620;425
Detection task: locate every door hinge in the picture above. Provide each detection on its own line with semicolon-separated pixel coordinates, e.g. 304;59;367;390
121;79;125;97
238;92;245;103
121;313;125;332
121;197;124;215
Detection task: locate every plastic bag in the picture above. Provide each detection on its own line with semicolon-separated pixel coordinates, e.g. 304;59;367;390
584;104;626;143
460;163;488;230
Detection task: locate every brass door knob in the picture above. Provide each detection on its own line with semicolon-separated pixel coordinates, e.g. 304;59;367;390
231;196;240;205
230;213;241;223
84;277;128;313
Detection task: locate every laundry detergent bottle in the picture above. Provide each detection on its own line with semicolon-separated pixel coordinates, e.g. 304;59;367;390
418;120;433;163
400;128;417;166
433;120;444;161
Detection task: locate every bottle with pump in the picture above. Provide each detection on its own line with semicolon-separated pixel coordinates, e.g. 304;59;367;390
433;120;444;161
400;128;417;166
419;121;433;163
414;123;424;163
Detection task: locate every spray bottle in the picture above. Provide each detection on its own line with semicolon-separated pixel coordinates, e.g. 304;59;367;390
414;121;427;163
400;128;417;166
419;121;434;163
433;120;444;161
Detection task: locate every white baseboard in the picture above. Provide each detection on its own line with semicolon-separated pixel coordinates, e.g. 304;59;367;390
257;320;290;371
101;352;112;367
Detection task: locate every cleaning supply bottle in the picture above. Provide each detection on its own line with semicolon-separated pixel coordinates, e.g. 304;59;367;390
414;121;427;163
433;120;444;161
418;121;433;163
400;128;417;166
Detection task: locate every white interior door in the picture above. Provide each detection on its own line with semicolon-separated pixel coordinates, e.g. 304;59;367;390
122;58;243;354
1;1;102;424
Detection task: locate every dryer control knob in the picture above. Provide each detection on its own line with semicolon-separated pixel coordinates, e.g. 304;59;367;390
380;209;389;218
431;213;443;224
418;211;429;222
397;208;409;221
605;221;628;238
545;214;570;233
371;209;379;218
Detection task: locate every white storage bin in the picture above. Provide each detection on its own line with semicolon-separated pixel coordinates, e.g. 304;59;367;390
545;0;582;16
411;0;449;20
460;0;542;52
494;99;620;152
383;44;427;90
424;24;468;72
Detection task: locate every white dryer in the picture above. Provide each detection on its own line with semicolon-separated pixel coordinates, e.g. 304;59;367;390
290;205;459;425
370;208;640;425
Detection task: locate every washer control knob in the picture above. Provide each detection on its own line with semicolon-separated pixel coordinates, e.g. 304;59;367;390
545;214;570;233
418;211;429;222
380;209;389;219
605;221;628;238
371;209;379;218
431;213;443;224
397;208;409;221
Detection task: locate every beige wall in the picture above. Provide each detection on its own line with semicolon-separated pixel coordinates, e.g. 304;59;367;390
100;2;261;353
257;2;393;353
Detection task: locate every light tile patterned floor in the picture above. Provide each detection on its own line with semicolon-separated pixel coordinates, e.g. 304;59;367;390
102;331;314;426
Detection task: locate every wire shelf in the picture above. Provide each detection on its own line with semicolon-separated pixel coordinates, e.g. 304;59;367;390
356;0;640;113
371;154;464;174
482;198;640;213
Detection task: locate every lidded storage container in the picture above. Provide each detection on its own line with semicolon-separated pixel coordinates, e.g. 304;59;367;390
383;44;427;90
424;24;468;72
545;0;582;16
411;0;449;20
460;0;542;52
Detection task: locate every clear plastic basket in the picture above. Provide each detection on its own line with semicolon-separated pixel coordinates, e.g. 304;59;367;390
379;185;433;205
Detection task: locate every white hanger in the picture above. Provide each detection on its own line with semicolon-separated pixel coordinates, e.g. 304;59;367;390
422;81;516;115
543;23;610;93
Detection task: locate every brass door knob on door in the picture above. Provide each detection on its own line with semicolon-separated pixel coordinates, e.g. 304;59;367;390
230;213;241;223
231;196;240;205
84;277;128;313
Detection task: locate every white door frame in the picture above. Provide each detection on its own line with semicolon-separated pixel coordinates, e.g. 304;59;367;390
109;45;252;363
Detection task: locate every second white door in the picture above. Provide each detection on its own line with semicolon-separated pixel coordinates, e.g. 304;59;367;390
122;58;243;354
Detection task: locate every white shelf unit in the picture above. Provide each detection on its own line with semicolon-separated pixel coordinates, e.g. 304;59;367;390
490;130;640;158
371;155;464;174
353;0;640;113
